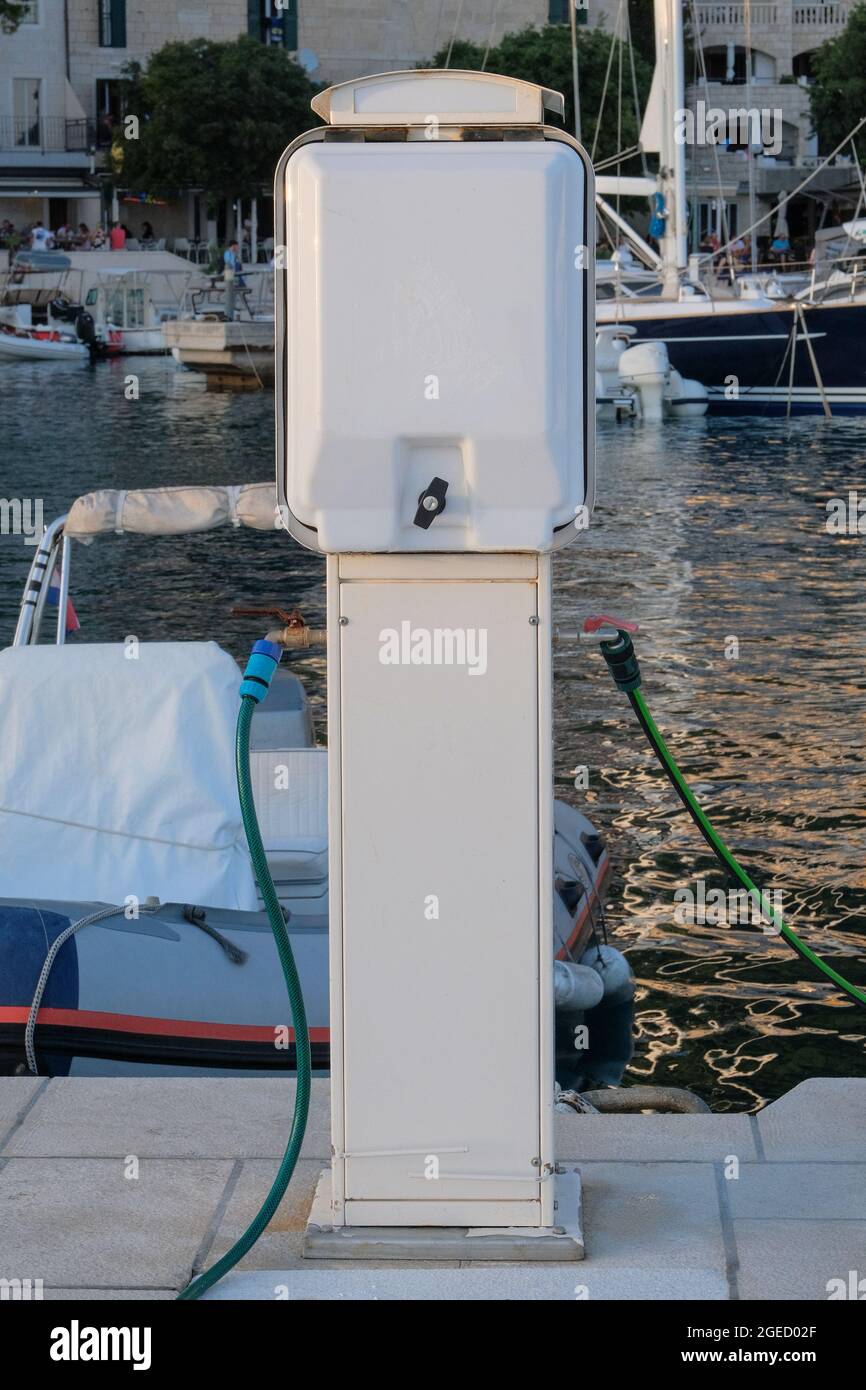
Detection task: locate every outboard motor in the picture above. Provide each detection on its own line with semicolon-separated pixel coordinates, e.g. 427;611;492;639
74;309;105;360
49;296;80;323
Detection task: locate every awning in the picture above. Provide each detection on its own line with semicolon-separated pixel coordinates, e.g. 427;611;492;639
0;179;101;200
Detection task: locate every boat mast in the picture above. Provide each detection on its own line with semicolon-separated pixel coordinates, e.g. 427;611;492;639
656;0;688;295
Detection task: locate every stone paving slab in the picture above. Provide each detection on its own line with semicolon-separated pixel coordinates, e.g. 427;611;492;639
0;1157;231;1289
2;1078;331;1160
203;1159;326;1271
726;1162;866;1220
42;1289;176;1300
0;1078;47;1150
1;1077;864;1301
206;1266;729;1300
555;1111;757;1162
755;1078;866;1162
580;1161;727;1273
734;1220;866;1301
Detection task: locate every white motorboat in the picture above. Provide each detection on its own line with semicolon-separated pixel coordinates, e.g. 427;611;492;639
0;322;88;362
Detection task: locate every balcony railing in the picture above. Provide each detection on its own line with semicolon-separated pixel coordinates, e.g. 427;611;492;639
694;4;780;26
695;1;850;24
793;2;849;23
0;117;96;154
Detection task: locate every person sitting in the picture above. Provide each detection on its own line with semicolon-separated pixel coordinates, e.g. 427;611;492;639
90;224;106;248
140;220;154;243
76;222;92;250
109;221;126;251
769;234;791;268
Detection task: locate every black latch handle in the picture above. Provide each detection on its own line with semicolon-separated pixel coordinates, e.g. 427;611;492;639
413;477;449;529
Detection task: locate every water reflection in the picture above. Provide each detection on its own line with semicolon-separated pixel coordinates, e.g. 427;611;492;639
1;360;865;1108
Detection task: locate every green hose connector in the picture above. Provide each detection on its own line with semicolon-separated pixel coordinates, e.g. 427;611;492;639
177;655;311;1300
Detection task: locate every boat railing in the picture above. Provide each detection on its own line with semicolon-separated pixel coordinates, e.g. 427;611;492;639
181;267;273;322
13;515;68;647
12;484;277;648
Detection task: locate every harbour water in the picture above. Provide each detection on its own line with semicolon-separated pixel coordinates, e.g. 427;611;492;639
2;355;865;1112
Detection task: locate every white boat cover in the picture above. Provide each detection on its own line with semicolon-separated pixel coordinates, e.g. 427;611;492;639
65;482;278;541
0;642;259;911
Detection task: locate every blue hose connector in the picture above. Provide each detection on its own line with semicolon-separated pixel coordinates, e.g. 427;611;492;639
240;639;282;702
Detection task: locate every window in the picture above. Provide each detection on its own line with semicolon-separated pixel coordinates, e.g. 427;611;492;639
704;46;774;83
699;200;737;239
250;0;298;48
96;78;123;148
549;1;587;21
99;0;126;49
13;77;41;148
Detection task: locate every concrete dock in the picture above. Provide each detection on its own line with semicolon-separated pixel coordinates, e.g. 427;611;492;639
0;1076;863;1300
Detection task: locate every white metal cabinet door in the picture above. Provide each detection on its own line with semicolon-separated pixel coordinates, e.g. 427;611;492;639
337;573;543;1225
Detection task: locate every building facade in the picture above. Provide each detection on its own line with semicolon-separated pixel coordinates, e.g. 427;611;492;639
0;0;597;242
1;1;857;253
686;2;857;250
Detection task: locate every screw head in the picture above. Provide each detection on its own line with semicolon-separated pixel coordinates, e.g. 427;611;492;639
422;495;439;512
339;616;348;626
529;616;539;625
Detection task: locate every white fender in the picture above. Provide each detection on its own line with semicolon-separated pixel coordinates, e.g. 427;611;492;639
578;944;635;1005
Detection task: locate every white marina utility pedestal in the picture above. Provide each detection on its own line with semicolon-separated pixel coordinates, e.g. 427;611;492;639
275;69;594;1256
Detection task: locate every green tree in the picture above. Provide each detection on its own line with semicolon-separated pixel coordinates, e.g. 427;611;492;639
1;1;27;32
425;23;652;165
809;1;866;158
117;36;321;202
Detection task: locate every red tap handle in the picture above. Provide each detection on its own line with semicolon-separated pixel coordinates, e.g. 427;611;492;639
583;614;640;634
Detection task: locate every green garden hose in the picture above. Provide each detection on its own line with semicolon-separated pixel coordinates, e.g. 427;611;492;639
598;627;866;1008
177;641;311;1300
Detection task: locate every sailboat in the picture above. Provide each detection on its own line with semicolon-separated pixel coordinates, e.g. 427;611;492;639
593;0;866;415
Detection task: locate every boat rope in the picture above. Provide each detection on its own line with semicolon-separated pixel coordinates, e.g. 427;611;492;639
795;301;832;418
595;626;866;1009
181;904;249;965
25;902;160;1075
590;0;624;164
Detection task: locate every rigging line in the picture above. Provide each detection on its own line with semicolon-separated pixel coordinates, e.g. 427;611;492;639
616;2;624;233
624;0;648;176
481;0;501;71
786;306;798;419
444;0;465;69
594;144;642;170
590;0;624;164
744;0;758;271
430;0;447;59
689;0;737;285
713;113;866;261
